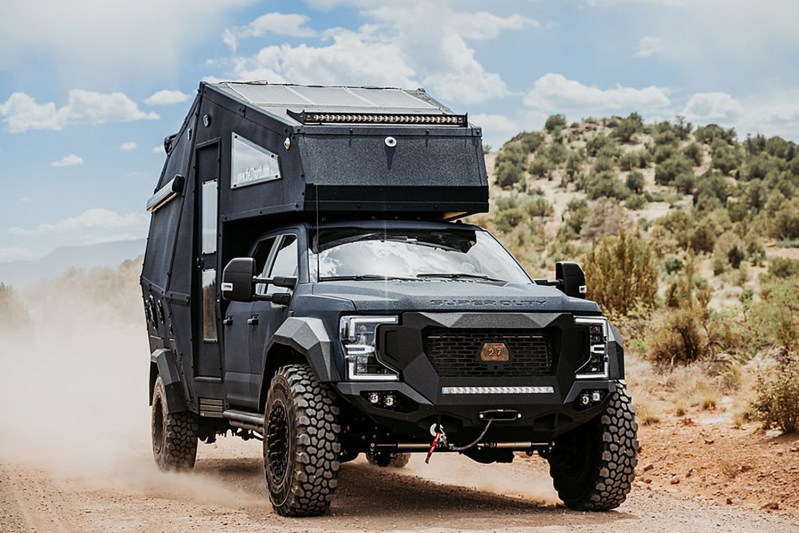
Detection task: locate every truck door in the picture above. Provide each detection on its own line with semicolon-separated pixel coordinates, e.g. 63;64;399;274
223;236;276;409
194;142;223;380
250;233;297;390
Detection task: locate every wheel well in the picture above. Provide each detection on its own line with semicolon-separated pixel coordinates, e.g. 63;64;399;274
259;344;306;412
149;362;158;406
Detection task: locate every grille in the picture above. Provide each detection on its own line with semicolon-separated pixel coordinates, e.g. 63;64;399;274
423;328;553;378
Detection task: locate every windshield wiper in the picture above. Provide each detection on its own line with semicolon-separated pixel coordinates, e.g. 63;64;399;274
319;274;417;282
416;273;505;282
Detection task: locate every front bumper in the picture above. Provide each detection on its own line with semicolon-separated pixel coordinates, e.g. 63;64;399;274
334;311;623;444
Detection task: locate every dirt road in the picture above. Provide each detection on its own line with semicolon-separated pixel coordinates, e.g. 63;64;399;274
2;440;798;533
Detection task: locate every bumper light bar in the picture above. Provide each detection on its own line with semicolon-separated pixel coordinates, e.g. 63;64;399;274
441;386;554;395
289;110;468;127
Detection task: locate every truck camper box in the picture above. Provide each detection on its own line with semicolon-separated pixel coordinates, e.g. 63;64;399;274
150;81;488;222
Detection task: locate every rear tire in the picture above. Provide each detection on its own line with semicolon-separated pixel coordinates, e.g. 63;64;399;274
264;364;341;517
366;450;411;468
547;381;638;511
151;376;198;471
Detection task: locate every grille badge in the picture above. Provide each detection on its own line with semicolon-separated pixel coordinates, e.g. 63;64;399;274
480;342;510;362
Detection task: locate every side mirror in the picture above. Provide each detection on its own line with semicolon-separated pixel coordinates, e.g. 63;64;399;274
556;261;587;299
270;276;297;289
222;258;256;301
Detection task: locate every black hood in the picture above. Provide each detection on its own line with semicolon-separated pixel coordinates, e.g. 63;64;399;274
310;279;601;314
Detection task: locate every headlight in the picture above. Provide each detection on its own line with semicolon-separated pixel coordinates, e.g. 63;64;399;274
340;316;399;381
574;316;609;378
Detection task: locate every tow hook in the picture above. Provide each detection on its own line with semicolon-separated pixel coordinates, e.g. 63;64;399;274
424;419;494;464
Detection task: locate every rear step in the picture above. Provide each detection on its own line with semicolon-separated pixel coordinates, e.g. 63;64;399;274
223;409;263;432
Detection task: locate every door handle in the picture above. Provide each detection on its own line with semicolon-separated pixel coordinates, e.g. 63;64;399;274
247;315;259;326
223;316;233;326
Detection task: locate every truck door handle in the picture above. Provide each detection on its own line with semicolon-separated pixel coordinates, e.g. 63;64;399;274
223;316;233;326
247;315;259;326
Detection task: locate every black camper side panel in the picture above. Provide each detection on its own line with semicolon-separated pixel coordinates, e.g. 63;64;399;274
142;97;199;408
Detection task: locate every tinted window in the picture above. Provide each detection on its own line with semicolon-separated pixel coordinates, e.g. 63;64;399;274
267;235;298;295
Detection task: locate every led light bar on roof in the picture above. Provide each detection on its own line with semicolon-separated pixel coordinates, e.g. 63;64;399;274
288;110;468;127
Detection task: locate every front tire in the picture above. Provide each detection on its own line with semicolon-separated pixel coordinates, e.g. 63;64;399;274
547;381;638;511
264;364;341;517
151;376;198;471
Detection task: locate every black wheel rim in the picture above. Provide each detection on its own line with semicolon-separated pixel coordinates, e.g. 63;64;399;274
267;400;289;486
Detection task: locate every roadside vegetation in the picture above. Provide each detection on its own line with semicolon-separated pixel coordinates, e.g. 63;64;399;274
483;114;799;434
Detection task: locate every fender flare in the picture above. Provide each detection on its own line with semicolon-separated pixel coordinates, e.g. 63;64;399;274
259;317;340;406
150;348;188;412
607;323;625;379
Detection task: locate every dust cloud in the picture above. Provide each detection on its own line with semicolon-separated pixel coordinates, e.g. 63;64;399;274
402;453;560;506
0;259;559;511
0;260;259;507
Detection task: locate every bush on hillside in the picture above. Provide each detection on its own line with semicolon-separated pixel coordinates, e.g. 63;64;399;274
583;228;658;316
752;358;799;434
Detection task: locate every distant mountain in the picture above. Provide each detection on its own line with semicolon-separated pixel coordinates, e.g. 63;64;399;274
0;239;145;288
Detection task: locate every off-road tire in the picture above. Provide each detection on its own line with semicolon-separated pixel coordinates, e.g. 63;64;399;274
365;450;411;468
264;364;341;517
151;376;198;471
548;381;638;511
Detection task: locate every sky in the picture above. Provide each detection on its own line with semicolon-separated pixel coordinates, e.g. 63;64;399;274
1;0;798;263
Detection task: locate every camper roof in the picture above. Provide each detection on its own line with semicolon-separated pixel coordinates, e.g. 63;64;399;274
213;82;460;125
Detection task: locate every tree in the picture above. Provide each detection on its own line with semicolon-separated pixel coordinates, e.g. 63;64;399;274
583;228;658;316
626;171;645;194
655;154;693;186
545;114;567;132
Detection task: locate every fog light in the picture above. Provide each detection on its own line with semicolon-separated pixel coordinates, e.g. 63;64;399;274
580;394;591;405
367;392;380;405
383;393;396;408
592;391;602;402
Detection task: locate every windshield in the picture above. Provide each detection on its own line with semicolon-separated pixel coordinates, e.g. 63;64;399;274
309;227;531;284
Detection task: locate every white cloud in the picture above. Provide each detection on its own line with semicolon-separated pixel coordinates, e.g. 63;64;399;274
635;36;663;58
232;27;418;89
120;141;137;152
144;90;190;106
0;90;158;133
8;208;149;243
227;3;533;105
50;154;84;167
470;113;521;148
0;0;256;85
681;92;743;122
152;145;165;154
223;13;316;52
523;73;671;116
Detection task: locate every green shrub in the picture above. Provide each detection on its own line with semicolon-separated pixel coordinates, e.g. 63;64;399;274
518;131;545;153
769;257;799;278
752;358;799;434
655;154;693;186
612;113;643;143
711;142;741;175
664;256;683;274
689;222;717;254
772;198;799;240
620;150;649;171
625;171;645;194
528;156;553;179
494;142;527;189
647;308;705;364
624;194;646;210
673;172;696;194
695;124;736;145
546;142;569;165
583;229;658;316
586;134;616;157
585;171;630;200
545;114;567;132
684;142;704;166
